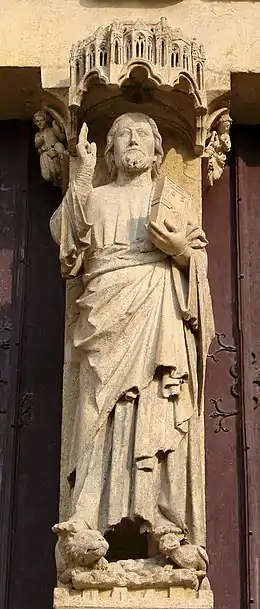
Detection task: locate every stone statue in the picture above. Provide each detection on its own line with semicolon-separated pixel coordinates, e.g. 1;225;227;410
33;110;66;187
205;113;232;186
50;112;215;585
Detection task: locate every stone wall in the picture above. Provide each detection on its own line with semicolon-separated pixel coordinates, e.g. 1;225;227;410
0;0;260;96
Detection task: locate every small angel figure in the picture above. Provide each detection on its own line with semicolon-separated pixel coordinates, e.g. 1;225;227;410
205;114;232;186
33;110;66;187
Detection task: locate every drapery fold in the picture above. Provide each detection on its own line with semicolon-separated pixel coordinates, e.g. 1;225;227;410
50;179;215;543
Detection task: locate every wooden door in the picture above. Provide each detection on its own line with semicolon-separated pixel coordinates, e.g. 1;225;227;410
203;126;260;609
0;121;64;609
0;121;31;608
232;126;260;609
203;161;242;609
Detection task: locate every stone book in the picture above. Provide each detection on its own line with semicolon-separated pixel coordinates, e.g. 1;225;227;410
149;175;191;232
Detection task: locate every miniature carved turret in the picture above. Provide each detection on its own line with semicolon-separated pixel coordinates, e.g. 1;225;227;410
69;17;206;103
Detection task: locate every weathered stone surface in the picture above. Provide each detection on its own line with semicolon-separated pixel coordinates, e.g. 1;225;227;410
204;112;232;187
51;111;214;589
54;585;214;609
70;558;204;591
33;109;67;187
53;520;109;585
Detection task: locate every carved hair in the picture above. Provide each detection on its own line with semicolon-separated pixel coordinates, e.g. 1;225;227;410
105;113;164;180
33;110;51;126
218;113;232;125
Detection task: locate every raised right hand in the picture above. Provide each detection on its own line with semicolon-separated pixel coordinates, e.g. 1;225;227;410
76;122;97;177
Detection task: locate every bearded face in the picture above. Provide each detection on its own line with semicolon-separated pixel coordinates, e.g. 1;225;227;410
113;115;156;176
121;146;151;174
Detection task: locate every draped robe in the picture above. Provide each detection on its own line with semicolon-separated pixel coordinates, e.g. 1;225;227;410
50;179;215;547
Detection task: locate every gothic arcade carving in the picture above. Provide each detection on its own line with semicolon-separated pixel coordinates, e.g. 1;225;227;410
33;19;231;193
68;17;207;159
69;17;206;97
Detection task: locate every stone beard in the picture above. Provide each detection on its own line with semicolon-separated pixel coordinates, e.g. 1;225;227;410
50;112;215;582
121;148;150;173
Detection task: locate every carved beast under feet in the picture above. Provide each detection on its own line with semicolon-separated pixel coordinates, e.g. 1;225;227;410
52;519;109;585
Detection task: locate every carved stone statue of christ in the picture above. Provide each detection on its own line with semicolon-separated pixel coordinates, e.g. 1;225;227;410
50;112;214;574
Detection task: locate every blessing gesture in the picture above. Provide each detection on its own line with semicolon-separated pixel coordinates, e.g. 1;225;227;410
76;122;97;180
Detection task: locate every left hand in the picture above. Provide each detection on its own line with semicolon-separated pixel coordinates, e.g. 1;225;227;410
148;218;189;257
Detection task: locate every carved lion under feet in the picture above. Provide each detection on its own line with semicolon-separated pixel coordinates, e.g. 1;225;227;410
52;519;109;584
158;533;209;572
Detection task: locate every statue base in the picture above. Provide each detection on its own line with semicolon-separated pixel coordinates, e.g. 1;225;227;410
54;584;213;609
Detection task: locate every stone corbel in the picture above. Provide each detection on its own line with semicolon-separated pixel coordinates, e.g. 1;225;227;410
203;107;232;188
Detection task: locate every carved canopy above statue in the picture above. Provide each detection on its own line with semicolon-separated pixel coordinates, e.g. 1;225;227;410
33;18;231;192
69;17;207;156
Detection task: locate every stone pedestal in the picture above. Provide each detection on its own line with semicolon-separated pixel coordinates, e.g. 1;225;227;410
54;586;213;609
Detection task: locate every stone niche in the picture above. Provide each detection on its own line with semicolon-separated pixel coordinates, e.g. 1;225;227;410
67;17;208;217
49;16;224;609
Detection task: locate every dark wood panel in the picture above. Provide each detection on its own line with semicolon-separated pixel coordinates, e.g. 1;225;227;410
0;122;27;497
0;121;30;609
234;126;260;609
8;131;65;609
203;164;242;609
